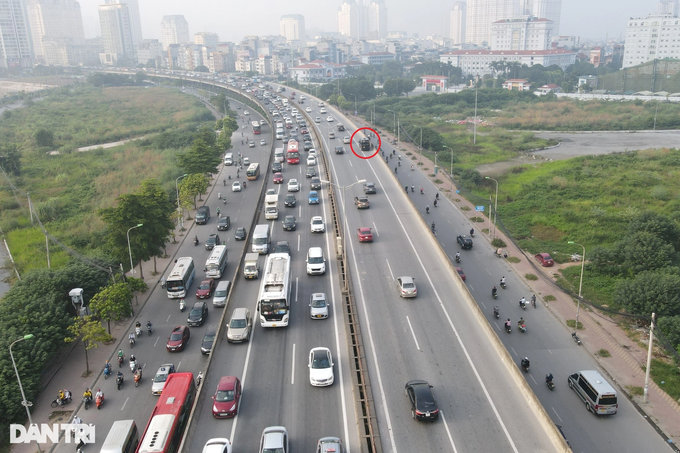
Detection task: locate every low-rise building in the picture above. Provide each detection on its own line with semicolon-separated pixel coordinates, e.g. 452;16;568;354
439;48;576;77
359;51;395;65
535;83;562;95
502;79;532;91
289;60;347;83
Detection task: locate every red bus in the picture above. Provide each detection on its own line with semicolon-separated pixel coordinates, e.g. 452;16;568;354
136;373;196;453
251;121;261;135
286;139;300;164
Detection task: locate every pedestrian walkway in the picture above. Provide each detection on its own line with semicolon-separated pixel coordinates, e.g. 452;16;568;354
349;113;680;448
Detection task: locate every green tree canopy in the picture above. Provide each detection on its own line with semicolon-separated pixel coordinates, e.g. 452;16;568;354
615;231;676;276
383;78;416;97
177;138;221;174
614;271;680;317
65;315;112;373
657;315;680;353
34;128;54;148
180;173;210;209
0;144;22;176
89;282;133;333
627;211;680;252
340;77;376;102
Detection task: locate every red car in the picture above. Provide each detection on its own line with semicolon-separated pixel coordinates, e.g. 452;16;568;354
166;325;190;352
273;172;284;184
196;279;215;298
212;375;242;418
357;227;373;242
300;128;309;135
455;267;466;281
534;253;555;267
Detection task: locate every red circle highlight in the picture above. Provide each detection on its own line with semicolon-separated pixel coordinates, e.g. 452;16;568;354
349;127;381;159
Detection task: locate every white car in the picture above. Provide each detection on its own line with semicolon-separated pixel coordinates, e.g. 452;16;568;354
308;148;317;156
306;107;312;113
243;111;249;115
310;293;329;319
232;181;242;192
320;108;327;114
310;216;325;233
243;157;250;165
287;179;300;192
343;136;351;144
326;116;334;122
151;364;175;395
307;155;316;166
309;347;334;386
202;438;232;453
315;117;321;123
260;139;266;146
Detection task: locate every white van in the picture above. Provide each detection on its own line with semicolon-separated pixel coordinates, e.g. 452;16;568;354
100;420;139;453
568;370;618;415
274;147;285;163
224;153;233;166
306;247;326;275
265;202;279;220
252;224;271;254
276;130;284;140
212;280;232;307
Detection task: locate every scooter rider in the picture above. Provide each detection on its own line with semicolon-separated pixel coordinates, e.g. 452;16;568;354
545;373;554;384
455;251;461;262
519;297;526;308
521;357;530;370
146;321;153;332
500;276;506;287
431;222;435;232
492;286;497;297
95;389;104;401
426;205;430;214
128;331;135;344
470;228;474;236
83;388;92;403
518;317;525;327
411;185;414;192
505;318;511;330
194;235;199;245
118;349;124;360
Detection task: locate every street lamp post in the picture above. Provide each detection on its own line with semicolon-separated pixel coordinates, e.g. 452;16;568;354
416;126;423;150
387;110;396;138
349;94;357;116
442;145;454;190
175;174;188;229
568;241;586;332
485;176;499;238
369;101;375;125
127;224;143;274
10;334;42;453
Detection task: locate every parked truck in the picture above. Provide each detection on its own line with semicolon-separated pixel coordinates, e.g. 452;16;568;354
244;253;260;279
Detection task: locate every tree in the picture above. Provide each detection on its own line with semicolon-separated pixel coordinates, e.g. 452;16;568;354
339;77;376;102
614;271;680;317
0;144;22;176
89;283;133;333
195;124;217;150
34;128;54;148
177;138;221;174
615;231;675;276
657;316;680;353
383;78;416;97
180;173;210;209
627;211;680;252
135;71;146;85
65;315;112;374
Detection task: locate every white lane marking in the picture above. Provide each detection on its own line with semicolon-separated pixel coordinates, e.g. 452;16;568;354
295;277;299;302
372;221;379;236
177;361;182;371
120;397;129;411
165;314;171;322
440;411;459;453
291;343;296;385
229;303;257;444
528;374;537;385
386;259;394;281
551;407;563;423
153;337;159;347
297;234;300;252
406;316;421;351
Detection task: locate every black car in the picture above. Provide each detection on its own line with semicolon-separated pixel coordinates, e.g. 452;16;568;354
234;227;247;241
217;216;231;231
337;124;345;131
303;141;313;151
405;380;439;421
334;146;345;154
310;177;322;190
282;215;297;231
205;234;221;250
457;235;473;249
284;194;297;207
201;325;217;355
196;206;210;224
363;182;376;194
272;162;283;173
306;167;317;178
187;301;208;327
274;241;291;255
283;137;290;144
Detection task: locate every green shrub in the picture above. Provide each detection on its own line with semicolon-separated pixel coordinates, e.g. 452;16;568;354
492;238;507;248
525;273;538;281
544;295;556;301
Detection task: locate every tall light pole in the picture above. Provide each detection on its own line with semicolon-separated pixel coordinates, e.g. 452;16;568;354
443;145;454;190
485;176;498;238
568;241;586;332
473;88;478;145
10;334;42;453
388;110;396;138
416;126;423;150
369;101;376;125
350;94;357;116
175;174;188;229
127;224;143;274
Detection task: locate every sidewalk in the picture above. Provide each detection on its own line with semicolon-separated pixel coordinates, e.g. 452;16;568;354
350;114;680;448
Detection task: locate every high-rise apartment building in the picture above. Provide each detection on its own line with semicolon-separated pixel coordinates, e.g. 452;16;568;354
98;3;134;61
657;0;679;15
27;0;85;64
368;0;388;39
466;0;516;46
491;17;553;50
519;0;562;35
450;1;466;44
160;15;189;50
280;14;305;41
338;1;358;37
0;0;33;68
623;12;680;68
104;0;142;44
194;32;218;50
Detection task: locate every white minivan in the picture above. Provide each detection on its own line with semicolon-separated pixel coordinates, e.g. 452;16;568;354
252;224;271;254
212;280;232;307
224;153;233;166
306;247;326;275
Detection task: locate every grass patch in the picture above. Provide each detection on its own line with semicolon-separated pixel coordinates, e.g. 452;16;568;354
492;238;507;248
566;320;584;329
507;256;520;263
460;206;471;211
597;349;611;357
626;385;644;396
544;295;557;301
650;359;680;401
525;273;538;281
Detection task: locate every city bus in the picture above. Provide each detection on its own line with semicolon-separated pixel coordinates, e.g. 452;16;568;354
286;139;300;164
136;373;196;453
166;257;195;299
251;121;261;135
204;245;228;279
257;253;291;327
360;137;371;151
246;162;260;180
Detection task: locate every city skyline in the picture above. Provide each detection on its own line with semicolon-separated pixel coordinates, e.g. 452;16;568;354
75;0;657;43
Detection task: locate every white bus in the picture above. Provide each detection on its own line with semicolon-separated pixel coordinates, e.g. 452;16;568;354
166;257;196;299
257;253;291;327
204;245;228;279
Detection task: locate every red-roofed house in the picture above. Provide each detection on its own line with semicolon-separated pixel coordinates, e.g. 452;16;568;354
536;84;562;95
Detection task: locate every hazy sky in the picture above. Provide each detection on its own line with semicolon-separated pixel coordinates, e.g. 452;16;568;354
79;0;658;42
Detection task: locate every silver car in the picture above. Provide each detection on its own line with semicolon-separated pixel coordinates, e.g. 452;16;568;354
151;363;175;395
227;308;252;343
316;437;345;453
259;426;289;453
397;276;417;298
309;293;329;319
